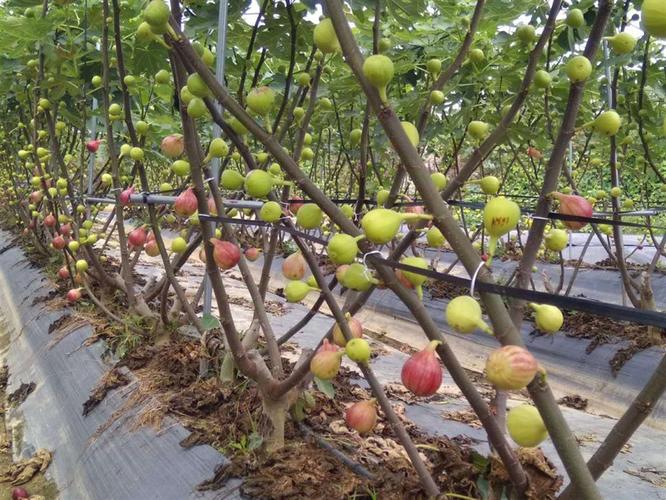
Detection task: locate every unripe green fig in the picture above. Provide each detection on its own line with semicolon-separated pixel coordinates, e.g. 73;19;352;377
483;196;521;264
486;345;539;390
431;172;447;191
376;189;390;206
361;208;432;244
155;69;171;84
605;32;637;54
426;226;445;247
244;170;275;198
297;72;310;86
401;121;419;147
378;37;391;52
300;147;315;161
130;147;144;161
468;48;484;63
187;97;208;118
180;86;194;105
109;103;122;115
477;175;500;195
259;201;282;222
350;128;362;146
285;279;319;303
642;0;666;38
468;120;489;141
592;110;621;136
566;8;585;28
345;338;371;363
341;204;354;219
426;58;441;78
293;107;305;120
544;228;568;252
400;256;428;299
268;163;282;176
171;236;187;254
221;169;244;190
229;117;249;135
124;75;137;87
159;182;173;192
529;303;564;333
507;405;548;447
429;90;445;105
208;138;229;159
446;295;492;334
68;240;80;252
171;159;190;177
534;70;552;89
144;0;170;31
565;55;592;82
313;18;340;54
610;186;622;197
38;98;50;110
246;86;275;115
318;98;332;111
363;54;394;104
342;263;379;292
516;24;536;43
327;233;365;265
296;204;323;229
186;73;209;98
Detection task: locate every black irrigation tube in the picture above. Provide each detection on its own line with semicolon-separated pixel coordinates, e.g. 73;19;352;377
199;213;666;330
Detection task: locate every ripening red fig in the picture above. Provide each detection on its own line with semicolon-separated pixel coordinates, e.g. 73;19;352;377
289;196;304;215
161;133;184;158
527;147;542;159
282;252;307;280
52;234;66;250
310;350;343;380
119;186;134;206
86;139;102;153
29;190;43;204
345;399;378;434
485;345;539;391
44;213;56;227
244;247;261;261
11;487;30;500
209;238;240;270
66;288;82;303
332;312;364;347
145;239;160;257
550;192;593;230
174;187;198;217
401;340;443;396
128;226;147;248
57;266;70;280
59;223;72;236
207;196;218;216
318;338;339;353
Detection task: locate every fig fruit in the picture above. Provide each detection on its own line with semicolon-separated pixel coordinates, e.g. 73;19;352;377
285;279;319;303
244;170;275;199
486;345;539;390
401;340;443;396
426;226;445;247
361;208;431;244
210;239;240;270
220;169;244;190
345;338;371;363
174;187;198;217
642;0;666;38
592;110;621;136
345;400;377;434
401;121;419;147
282;252;307;280
332;312;363;347
341;263;379;292
327;233;364;265
313;18;340;53
507;405;548;447
565;55;592;82
246;86;275;115
468;120;489;140
483;196;521;263
550;192;593;230
259;201;282;222
400;256;428;299
446;295;492;334
605;32;637;54
431;172;447;191
296;203;323;229
534;70;552;89
310;350;343;380
516;24;536;43
363;54;394;104
529;303;564;333
426;58;441;78
544;229;568;252
566;8;585;28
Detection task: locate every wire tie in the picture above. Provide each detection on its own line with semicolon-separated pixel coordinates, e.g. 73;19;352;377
362;250;382;267
469;261;485;298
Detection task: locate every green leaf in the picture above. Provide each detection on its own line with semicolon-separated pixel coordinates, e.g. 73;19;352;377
314;377;335;399
201;313;221;331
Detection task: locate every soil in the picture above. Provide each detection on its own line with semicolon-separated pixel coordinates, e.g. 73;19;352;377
0;366;58;500
81;339;561;499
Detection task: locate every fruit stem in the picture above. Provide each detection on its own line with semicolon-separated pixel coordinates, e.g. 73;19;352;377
378;86;389;105
425;340;442;352
402;213;433;222
353;234;366;243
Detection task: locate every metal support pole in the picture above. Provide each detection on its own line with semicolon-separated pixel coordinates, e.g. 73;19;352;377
203;0;230;319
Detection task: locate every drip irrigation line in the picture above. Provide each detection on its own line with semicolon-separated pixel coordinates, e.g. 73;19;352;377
199;213;666;330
